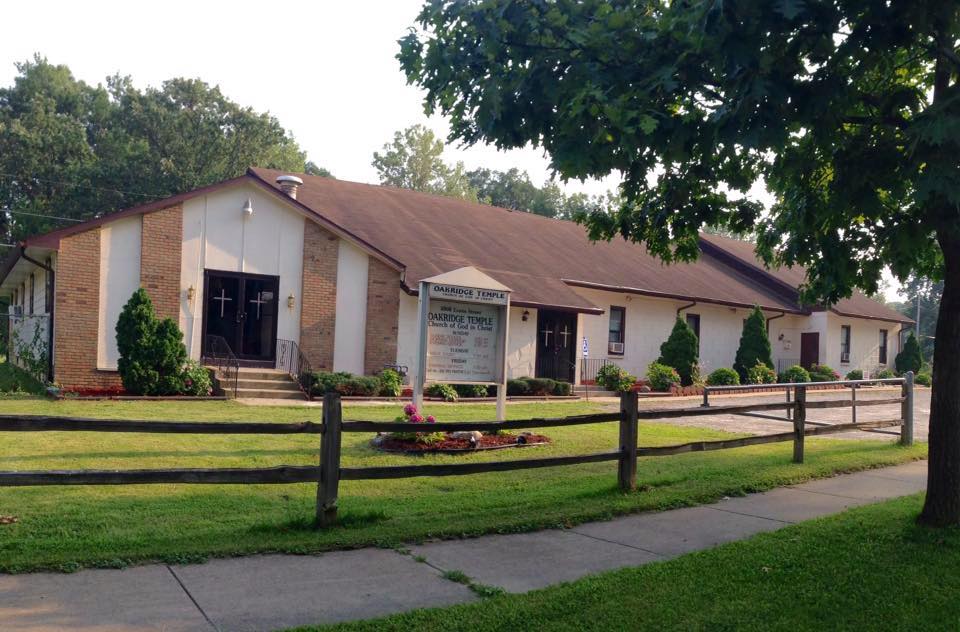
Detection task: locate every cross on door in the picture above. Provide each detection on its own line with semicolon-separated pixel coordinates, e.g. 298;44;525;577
248;292;268;320
212;288;232;318
559;325;571;348
541;327;552;346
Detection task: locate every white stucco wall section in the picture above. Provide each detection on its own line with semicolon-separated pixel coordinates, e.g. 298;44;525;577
333;241;369;374
823;313;902;376
180;184;305;359
98;216;142;369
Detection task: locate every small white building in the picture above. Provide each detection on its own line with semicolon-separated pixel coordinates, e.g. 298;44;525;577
0;167;911;391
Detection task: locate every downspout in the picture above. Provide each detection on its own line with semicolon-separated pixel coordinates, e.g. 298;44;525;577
19;246;54;383
766;310;786;333
676;301;697;316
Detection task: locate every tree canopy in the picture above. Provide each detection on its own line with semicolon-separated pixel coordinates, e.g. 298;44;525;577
371;124;477;201
0;56;315;242
400;1;960;525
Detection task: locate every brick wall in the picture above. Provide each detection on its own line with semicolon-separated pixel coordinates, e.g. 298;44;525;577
140;205;183;321
53;228;122;390
300;219;338;370
364;258;400;374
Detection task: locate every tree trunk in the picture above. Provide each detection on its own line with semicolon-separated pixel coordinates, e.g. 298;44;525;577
919;232;960;526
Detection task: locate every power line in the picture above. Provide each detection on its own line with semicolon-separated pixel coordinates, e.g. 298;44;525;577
0;172;159;199
1;209;84;223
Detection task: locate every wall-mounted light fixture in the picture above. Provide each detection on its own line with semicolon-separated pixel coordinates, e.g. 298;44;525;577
187;285;196;302
287;293;296;309
521;309;530;322
242;198;254;217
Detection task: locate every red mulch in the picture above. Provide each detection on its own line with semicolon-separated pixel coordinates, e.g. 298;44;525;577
375;433;551;453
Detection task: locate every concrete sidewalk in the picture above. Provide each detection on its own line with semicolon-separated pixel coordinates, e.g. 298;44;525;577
1;460;927;632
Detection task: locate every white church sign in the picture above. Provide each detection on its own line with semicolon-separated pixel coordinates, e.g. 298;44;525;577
414;267;511;419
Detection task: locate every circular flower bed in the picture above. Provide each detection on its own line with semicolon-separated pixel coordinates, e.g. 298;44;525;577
370;404;551;454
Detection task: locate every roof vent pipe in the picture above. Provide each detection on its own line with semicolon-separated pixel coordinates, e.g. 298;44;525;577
276;175;304;200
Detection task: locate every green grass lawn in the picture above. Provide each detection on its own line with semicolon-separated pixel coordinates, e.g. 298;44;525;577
306;494;957;631
0;398;924;573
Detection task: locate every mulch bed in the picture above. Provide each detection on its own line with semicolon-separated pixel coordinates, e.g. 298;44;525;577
374;432;551;454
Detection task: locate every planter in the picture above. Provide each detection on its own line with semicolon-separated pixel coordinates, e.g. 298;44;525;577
371;431;551;454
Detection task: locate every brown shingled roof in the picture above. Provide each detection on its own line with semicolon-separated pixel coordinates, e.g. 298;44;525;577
248;167;802;314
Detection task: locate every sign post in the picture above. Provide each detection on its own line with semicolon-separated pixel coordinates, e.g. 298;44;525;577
413;267;512;420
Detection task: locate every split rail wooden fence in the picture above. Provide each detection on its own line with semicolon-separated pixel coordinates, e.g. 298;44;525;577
0;373;914;527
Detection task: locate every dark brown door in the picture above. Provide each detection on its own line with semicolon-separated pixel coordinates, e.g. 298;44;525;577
800;332;820;369
203;270;280;362
535;310;577;382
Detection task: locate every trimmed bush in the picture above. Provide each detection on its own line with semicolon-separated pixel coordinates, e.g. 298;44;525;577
378;368;403;397
734;305;774;382
875;368;897;379
895;332;923;375
706;367;740;386
746;360;777;385
310;371;352;395
845;369;864;380
525;377;558;396
425;383;459;401
453;383;490;398
915;371;932;386
553;381;573;396
657;317;700;386
507;378;530;396
778;365;810;383
809;364;840;382
596;364;636;392
647;362;681;391
336;376;381;397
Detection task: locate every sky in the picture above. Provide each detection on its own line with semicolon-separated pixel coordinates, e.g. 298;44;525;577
0;0;905;300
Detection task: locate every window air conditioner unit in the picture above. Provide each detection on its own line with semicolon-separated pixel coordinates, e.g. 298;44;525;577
841;351;850;364
608;342;625;355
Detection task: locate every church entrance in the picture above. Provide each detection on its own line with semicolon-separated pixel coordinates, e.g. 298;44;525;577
202;270;280;364
535;310;577;383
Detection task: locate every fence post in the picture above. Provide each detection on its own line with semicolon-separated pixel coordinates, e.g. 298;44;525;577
901;371;914;446
851;383;857;425
317;392;342;527
792;385;806;463
701;387;710;408
618;390;639;491
785;387;792;420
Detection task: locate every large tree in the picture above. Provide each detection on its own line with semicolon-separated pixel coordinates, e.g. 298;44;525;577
0;56;311;241
400;1;960;525
372;124;477;201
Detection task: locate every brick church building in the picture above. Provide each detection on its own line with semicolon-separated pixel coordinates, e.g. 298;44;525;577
1;167;911;394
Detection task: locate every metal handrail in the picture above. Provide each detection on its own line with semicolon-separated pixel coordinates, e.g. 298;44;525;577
203;335;240;397
276;339;313;398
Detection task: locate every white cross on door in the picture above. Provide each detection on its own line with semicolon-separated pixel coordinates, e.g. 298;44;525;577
541;327;552;346
212;288;232;318
248;292;268;320
559;325;571;347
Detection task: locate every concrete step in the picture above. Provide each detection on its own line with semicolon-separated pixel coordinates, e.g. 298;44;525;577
233;378;303;391
233;388;306;400
573;387;617;397
235;369;291;381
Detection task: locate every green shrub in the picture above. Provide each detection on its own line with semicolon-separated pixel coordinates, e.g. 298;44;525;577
335;376;381;397
647;362;681;391
895;332;923;375
378;368;403;397
845;369;864;380
690;361;705;388
181;360;212;396
657;317;700;386
425;383;459;401
746;360;777;385
553;381;573;396
778;365;810;383
915;371;932;386
310;371;352;395
596;364;635;392
706;367;740;386
525;377;558;396
875;368;897;379
452;383;490;398
115;289;188;395
809;364;840;382
506;378;530;396
734;305;774;382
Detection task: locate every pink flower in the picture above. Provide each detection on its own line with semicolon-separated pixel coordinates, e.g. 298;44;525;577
410;414;424;423
403;403;418;417
426;415;436;424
